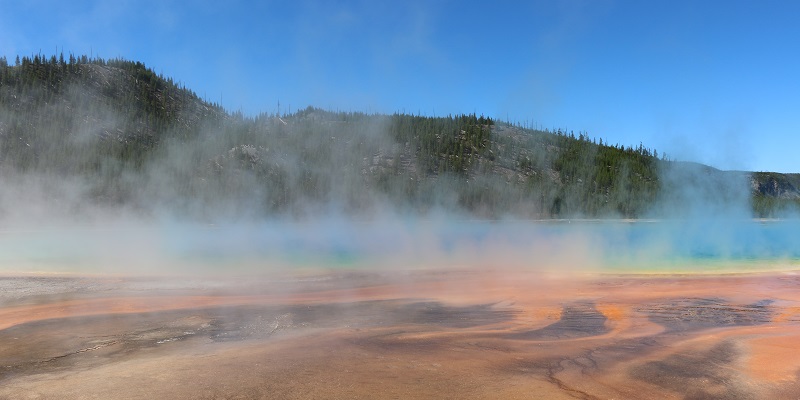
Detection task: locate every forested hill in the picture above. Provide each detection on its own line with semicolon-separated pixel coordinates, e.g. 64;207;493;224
0;54;798;220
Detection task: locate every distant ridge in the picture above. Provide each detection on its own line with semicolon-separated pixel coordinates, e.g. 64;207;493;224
0;54;797;219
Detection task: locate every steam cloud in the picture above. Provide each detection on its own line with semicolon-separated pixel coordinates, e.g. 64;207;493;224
0;76;798;278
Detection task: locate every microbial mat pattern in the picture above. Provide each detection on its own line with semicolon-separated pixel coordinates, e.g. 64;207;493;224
2;270;800;399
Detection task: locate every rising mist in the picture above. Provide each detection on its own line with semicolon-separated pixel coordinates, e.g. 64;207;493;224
1;55;798;277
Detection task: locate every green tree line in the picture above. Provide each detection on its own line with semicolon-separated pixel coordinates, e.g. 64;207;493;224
1;54;796;219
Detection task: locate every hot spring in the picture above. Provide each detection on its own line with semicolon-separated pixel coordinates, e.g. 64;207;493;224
2;218;798;275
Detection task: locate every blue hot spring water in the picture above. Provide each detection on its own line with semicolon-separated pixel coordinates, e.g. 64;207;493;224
1;219;798;273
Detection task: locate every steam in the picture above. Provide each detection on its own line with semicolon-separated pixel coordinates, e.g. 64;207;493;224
653;161;751;219
1;71;798;278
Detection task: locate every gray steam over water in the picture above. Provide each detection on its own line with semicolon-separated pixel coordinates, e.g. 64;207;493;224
2;218;799;276
0;62;797;277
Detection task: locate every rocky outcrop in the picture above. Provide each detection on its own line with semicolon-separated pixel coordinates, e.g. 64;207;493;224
751;172;800;199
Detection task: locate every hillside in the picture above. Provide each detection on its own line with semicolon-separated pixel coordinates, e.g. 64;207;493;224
0;54;798;220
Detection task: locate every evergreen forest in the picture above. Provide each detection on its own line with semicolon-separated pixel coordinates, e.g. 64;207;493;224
0;54;797;221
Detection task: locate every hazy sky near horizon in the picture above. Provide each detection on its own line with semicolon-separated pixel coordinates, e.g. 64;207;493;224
2;0;799;172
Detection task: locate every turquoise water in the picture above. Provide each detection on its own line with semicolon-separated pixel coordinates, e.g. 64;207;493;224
162;219;800;273
1;219;799;274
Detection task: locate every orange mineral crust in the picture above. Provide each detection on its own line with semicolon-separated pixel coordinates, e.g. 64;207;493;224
2;268;800;399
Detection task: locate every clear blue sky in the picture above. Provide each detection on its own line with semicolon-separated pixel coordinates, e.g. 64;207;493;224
2;0;799;172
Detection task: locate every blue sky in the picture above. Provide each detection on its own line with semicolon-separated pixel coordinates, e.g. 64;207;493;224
1;0;799;172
